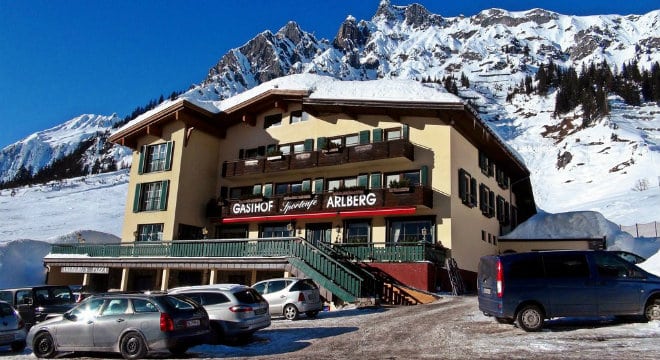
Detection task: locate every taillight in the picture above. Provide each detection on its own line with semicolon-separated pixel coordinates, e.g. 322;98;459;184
298;293;305;302
160;313;174;332
496;260;503;298
229;305;253;313
18;318;25;329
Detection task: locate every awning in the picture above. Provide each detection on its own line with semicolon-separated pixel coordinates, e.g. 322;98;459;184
220;206;417;224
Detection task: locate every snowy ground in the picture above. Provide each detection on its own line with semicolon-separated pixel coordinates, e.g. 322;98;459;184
2;296;660;359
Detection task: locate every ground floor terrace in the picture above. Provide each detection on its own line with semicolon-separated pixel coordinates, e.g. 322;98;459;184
43;237;453;305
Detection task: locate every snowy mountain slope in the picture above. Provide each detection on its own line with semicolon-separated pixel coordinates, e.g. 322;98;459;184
0;1;659;226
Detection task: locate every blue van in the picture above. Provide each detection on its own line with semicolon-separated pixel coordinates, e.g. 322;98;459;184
477;250;660;331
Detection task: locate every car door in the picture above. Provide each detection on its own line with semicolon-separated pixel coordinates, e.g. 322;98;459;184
261;280;290;315
542;253;597;317
93;298;131;349
55;298;104;349
591;252;645;315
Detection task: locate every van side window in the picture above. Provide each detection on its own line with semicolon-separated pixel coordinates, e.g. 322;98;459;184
594;252;644;279
508;256;544;279
543;254;589;278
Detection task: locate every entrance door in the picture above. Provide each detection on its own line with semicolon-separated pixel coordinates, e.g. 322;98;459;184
305;223;332;246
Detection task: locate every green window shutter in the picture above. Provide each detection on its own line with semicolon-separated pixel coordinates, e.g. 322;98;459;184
316;137;327;150
470;178;478;206
458;169;467;202
373;128;383;142
402;124;409;140
302;179;311;192
158;180;169;211
357;174;368;188
314;178;324;193
164;141;173;171
370;172;382;189
263;183;273;197
137;146;146;175
359;130;370;144
133;183;142;213
252;184;262;195
266;144;276;155
420;165;428;186
304;138;314;151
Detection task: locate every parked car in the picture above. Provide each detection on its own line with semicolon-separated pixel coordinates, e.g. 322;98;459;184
169;284;270;342
0;300;27;352
478;250;660;331
27;292;210;359
252;278;323;320
0;285;75;329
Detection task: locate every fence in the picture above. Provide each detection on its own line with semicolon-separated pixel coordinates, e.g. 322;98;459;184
620;221;659;238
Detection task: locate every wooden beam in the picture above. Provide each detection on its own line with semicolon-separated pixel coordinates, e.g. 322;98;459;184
146;124;162;138
274;100;288;112
242;113;256;126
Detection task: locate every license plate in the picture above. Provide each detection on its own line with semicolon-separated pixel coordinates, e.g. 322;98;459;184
186;319;200;327
482;287;492;295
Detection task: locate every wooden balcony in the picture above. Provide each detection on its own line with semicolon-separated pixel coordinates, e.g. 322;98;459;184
223;138;414;178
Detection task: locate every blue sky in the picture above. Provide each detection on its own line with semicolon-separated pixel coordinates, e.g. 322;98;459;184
1;0;658;148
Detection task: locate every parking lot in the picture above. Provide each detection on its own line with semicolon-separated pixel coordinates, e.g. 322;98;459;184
3;296;660;359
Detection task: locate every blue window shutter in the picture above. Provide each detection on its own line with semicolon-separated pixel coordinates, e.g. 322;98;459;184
357;174;368;188
421;165;428;186
373;128;383;142
133;184;142;213
263;183;273;197
164;141;173;171
316;137;327;150
253;184;262;195
302;179;311;192
158;180;169;211
402;124;409;139
137;146;146;174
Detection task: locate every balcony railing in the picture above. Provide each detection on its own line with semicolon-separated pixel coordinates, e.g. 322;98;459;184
223;138;414;178
50;238;442;263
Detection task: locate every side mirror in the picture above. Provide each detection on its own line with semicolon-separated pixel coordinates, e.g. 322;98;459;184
64;312;77;321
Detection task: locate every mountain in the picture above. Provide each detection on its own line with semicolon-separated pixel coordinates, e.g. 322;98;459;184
0;0;659;223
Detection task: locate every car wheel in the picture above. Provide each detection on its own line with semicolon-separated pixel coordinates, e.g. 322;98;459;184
120;331;147;360
495;317;514;324
305;310;319;318
515;304;544;332
284;304;299;320
644;299;660;321
33;332;56;358
11;340;26;352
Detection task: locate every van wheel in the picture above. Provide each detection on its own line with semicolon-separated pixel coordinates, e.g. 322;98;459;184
120;331;147;359
284;304;299;320
33;332;56;358
644;299;660;321
516;305;544;332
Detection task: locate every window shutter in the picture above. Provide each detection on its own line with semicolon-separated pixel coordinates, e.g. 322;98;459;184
316;137;327;150
359;130;370;144
420;165;428;186
370;172;382;189
158;180;169;211
470;178;477;207
266;144;276;155
137;146;146;175
263;183;273;197
302;179;311;192
402;124;409;139
314;178;324;194
357;174;368;188
373;128;383;142
252;184;262;195
220;186;228;200
164;141;173;171
133;184;142;213
304;138;314;151
458;169;467;203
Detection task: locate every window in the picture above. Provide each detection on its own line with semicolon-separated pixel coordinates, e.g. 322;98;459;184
345;134;359;147
458;169;477;207
388;218;433;243
496;195;510;224
385;170;421;188
496;167;509;189
274;180;310;195
217;225;248;239
137;223;163;242
278;144;291;155
264;113;282;128
543;254;590;278
327;176;363;191
479;184;495;218
292;142;306;153
138;142;173;174
133;299;158;313
345;220;370;244
386;128;402;140
261;223;291;238
133;181;169;212
229;186;254;200
290;110;304;124
479;151;494;177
